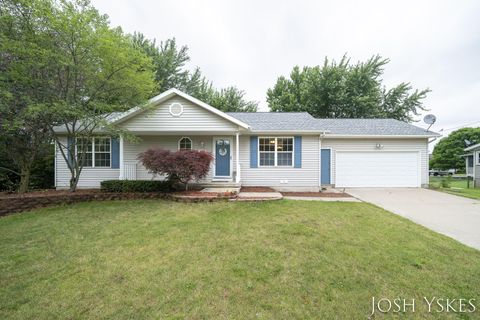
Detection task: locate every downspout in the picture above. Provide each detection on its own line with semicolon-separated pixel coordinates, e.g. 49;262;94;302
319;132;327;189
54;142;57;188
119;135;124;180
474;152;477;188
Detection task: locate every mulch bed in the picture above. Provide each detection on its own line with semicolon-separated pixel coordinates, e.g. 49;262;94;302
0;189;240;217
0;190;172;217
281;192;352;198
0;189;100;199
240;186;276;192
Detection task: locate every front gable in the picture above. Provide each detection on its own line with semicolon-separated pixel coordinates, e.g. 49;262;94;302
115;89;249;133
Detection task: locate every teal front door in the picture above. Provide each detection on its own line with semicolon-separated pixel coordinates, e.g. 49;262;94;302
215;139;230;177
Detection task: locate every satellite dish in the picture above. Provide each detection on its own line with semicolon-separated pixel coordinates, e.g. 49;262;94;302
423;114;437;131
465;139;472;146
423;114;437;125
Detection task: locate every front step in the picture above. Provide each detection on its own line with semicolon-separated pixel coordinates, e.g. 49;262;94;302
194;182;241;188
235;191;283;201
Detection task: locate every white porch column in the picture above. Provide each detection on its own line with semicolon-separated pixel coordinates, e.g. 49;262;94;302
119;135;124;180
235;132;240;183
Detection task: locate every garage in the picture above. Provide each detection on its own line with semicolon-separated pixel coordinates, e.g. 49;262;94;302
335;151;420;187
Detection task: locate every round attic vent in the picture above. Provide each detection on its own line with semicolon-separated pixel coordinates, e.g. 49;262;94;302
169;102;183;117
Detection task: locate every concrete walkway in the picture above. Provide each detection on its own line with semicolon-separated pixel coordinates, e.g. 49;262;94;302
236;192;283;201
283;196;361;202
346;188;480;250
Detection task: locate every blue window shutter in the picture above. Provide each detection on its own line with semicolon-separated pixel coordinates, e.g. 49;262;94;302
111;138;120;168
67;136;74;165
294;136;302;168
250;136;258;168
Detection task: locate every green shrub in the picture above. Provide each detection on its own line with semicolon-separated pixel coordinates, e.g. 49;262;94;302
441;177;452;188
100;180;173;193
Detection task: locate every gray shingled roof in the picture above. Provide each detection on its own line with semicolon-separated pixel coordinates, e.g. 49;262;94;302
227;112;438;136
225;112;316;131
312;118;437;136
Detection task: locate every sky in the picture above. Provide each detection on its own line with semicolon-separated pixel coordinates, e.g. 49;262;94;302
92;0;480;141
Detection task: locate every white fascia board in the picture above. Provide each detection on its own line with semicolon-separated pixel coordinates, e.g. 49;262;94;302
111;88;250;129
249;130;330;135
464;143;480;151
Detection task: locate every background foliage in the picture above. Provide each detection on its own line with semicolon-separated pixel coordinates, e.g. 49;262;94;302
132;32;258;112
430;127;480;171
267;55;430;122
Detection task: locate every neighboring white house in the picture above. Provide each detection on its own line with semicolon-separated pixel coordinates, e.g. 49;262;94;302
464;143;480;187
53;88;440;191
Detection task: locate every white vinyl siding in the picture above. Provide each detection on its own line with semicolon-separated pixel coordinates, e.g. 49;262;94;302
55;136;119;188
321;138;429;187
119;96;241;132
123;135;236;183
475;152;480;186
240;135;319;190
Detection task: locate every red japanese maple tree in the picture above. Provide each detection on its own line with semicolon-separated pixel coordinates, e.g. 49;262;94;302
138;148;213;190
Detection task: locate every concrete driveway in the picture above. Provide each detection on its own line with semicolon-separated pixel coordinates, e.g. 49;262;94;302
346;188;480;250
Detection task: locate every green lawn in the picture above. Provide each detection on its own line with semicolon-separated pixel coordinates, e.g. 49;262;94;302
430;176;480;200
1;200;480;319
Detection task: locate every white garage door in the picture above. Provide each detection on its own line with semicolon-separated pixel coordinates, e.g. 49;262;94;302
336;151;420;187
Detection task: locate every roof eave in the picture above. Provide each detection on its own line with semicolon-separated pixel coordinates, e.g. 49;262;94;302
464;143;480;151
249;129;330;134
323;134;439;138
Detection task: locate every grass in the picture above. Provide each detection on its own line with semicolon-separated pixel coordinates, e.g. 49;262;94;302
429;176;480;200
1;200;480;319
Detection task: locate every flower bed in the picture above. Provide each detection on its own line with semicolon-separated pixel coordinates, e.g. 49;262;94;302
0;190;170;217
0;188;241;216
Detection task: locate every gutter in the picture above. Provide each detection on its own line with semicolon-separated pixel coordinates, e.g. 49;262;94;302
322;134;440;139
249;130;331;134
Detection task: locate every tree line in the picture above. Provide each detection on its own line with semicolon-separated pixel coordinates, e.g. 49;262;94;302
0;0;431;193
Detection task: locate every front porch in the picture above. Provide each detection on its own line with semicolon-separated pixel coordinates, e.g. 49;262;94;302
118;133;243;185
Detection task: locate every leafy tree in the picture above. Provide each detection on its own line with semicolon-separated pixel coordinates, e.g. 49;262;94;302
138;148;213;190
132;32;258;112
430;127;480;171
199;86;257;112
267;55;429;121
0;0;58;192
132;33;191;93
1;0;156;192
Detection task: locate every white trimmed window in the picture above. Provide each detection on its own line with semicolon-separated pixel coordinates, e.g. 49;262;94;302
477;151;480;165
178;137;192;150
76;137;111;167
259;137;293;167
